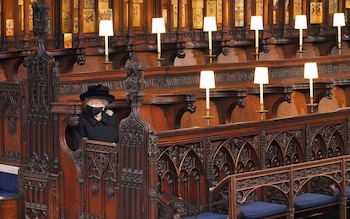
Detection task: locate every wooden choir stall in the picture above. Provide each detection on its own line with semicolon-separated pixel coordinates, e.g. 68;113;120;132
2;0;350;219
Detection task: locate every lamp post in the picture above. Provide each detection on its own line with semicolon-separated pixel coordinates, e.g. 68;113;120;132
200;70;215;125
294;15;307;58
203;17;217;63
304;62;319;113
99;20;114;70
250;16;263;61
333;13;345;55
254;67;269;120
152;18;166;66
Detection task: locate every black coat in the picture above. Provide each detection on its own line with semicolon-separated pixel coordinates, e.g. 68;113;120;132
72;108;119;149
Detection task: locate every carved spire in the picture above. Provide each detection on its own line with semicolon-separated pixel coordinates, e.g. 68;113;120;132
125;52;144;106
32;0;50;38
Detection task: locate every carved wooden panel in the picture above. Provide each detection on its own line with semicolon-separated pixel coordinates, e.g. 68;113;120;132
22;173;61;219
0;82;24;163
118;53;158;219
158;142;205;211
84;141;118;218
156;108;350;217
19;2;61;219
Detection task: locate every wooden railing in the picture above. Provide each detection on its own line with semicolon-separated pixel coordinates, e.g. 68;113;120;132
209;155;350;218
156;108;350;217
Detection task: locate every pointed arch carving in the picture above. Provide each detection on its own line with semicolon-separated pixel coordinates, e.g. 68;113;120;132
308;124;345;160
266;131;303;167
214;137;259;180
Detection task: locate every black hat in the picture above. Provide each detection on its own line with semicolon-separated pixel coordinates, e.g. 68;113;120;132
80;85;115;103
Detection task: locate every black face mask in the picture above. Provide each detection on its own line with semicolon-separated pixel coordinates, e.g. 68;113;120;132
85;105;104;116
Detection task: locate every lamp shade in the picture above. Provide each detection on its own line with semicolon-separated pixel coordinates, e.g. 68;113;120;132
254;67;269;84
333;13;345;27
250;16;263;30
99;20;114;36
304;62;318;79
152;18;166;33
200;70;215;88
203;17;217;31
295;15;307;29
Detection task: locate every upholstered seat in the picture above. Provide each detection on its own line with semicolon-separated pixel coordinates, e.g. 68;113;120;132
0;171;18;199
295;193;337;210
182;212;228;219
239;201;286;219
346;187;350;198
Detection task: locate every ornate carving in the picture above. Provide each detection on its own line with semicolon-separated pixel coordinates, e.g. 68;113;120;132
120;168;144;189
52;62;60;100
205;137;214;185
305;124;312;161
120;120;146;148
260;130;267;169
1;151;21;163
308;124;345;159
0;83;24;138
222;46;229;56
32;1;50;37
160;143;203;168
176;49;186;58
235;171;290;203
147;131;159;162
293;162;342;194
23;178;48;218
85;142;118;198
213;136;258;178
125;52;144;105
266;130;303;167
27;152;50;174
59;81;116;97
77;54;86;65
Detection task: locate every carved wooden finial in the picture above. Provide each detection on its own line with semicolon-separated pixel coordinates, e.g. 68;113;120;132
125;52;144;106
32;1;50;38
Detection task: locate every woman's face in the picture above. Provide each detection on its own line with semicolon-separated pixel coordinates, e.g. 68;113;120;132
86;98;108;108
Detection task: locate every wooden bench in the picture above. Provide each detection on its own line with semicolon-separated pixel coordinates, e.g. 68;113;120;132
209;156;348;219
0;164;19;219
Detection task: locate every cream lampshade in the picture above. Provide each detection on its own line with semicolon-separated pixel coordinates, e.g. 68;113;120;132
254;67;269;119
254;67;269;105
152;18;166;34
294;15;307;29
99;20;114;70
250;16;263;60
99;20;114;37
254;67;269;84
200;70;215;111
333;13;345;27
304;62;318;99
333;13;345;53
295;15;307;56
152;18;166;66
203;17;217;32
200;70;216;89
203;17;217;63
304;62;318;79
250;16;263;30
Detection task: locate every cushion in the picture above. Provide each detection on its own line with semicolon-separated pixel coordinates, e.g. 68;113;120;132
183;212;228;219
346;187;350;198
0;172;18;194
239;201;286;219
0;190;18;199
295;193;337;210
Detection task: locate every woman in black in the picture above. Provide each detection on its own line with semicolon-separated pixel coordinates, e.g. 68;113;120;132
72;85;119;149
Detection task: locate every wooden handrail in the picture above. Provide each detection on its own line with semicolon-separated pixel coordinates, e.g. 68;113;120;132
210;155;348;219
